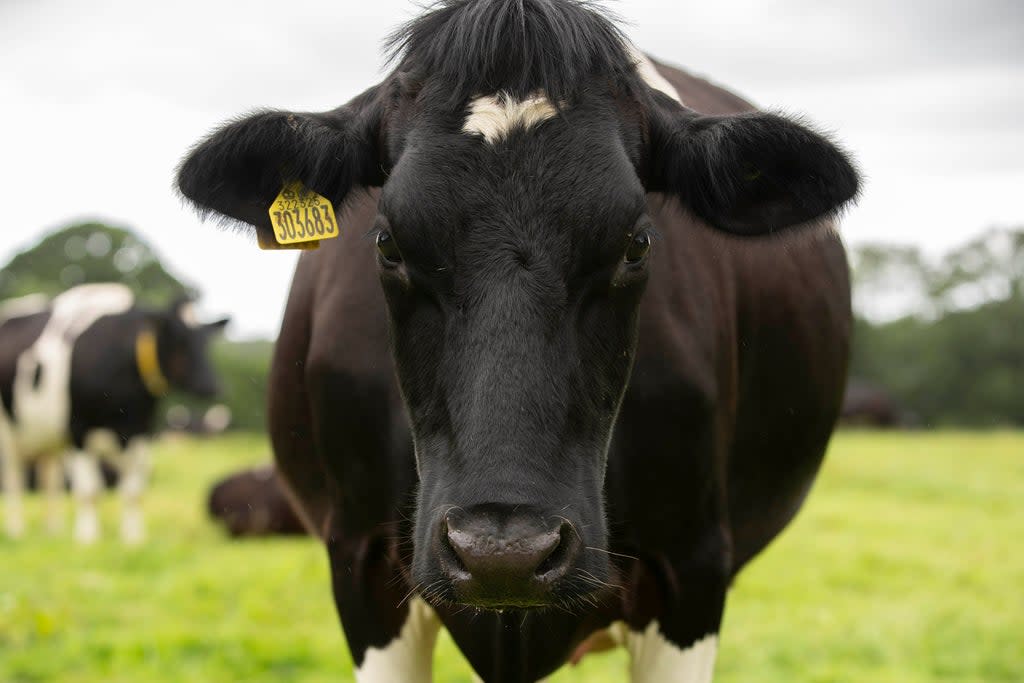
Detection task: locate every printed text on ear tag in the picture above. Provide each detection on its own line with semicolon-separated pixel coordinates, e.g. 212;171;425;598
265;180;339;248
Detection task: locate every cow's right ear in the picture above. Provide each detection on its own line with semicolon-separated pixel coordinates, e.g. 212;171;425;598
176;84;387;240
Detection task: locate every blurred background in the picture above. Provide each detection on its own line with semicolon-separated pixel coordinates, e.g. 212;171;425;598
3;0;1022;430
1;1;1021;682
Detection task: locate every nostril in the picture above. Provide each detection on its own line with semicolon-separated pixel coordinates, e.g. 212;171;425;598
441;515;470;575
534;522;576;579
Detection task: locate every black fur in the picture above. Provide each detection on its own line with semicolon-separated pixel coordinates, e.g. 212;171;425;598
384;0;633;105
648;103;861;234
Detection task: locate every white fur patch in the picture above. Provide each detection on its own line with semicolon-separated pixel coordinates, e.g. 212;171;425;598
628;45;683;104
356;597;440;683
608;620;717;682
69;449;102;544
463;91;559;143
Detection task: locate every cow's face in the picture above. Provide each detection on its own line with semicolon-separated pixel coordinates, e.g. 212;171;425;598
157;299;229;398
374;103;649;607
177;11;857;610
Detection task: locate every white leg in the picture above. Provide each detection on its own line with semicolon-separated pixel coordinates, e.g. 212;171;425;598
609;621;718;683
119;438;150;545
356;597;441;683
69;450;102;544
0;409;25;538
38;454;65;535
1;446;25;538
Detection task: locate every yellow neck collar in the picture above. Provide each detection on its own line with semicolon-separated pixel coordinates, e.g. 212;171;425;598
136;329;170;397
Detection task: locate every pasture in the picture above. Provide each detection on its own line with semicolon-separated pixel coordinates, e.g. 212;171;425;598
1;431;1021;682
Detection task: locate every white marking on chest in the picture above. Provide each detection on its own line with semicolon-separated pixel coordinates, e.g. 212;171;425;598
628;45;683;104
607;620;717;682
463;91;559;144
8;283;135;456
355;597;440;683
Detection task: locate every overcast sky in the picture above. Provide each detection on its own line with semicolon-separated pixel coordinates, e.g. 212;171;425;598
2;0;1022;338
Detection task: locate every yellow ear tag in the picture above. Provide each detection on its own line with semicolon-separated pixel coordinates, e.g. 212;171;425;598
263;180;339;250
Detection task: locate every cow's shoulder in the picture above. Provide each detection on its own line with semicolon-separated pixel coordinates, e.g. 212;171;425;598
49;283;136;337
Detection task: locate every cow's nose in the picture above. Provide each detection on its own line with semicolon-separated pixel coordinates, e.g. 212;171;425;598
439;507;578;607
446;521;561;579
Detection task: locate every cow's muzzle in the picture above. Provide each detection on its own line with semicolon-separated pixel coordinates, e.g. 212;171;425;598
436;504;581;608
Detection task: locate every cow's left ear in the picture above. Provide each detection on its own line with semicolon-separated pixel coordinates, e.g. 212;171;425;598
645;105;860;235
176;83;387;241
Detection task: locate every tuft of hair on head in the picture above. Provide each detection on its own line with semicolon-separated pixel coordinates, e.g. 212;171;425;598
384;0;634;106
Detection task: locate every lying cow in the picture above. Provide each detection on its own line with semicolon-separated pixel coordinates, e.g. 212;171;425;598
177;0;858;680
0;284;227;543
841;380;907;428
207;464;307;537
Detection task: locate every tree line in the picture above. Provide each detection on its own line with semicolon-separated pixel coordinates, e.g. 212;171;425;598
849;228;1023;427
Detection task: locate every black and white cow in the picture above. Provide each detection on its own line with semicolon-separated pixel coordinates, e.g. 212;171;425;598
0;283;227;543
177;1;858;680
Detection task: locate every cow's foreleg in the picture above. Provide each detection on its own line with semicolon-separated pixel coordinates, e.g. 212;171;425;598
69;450;102;543
328;538;441;683
39;454;65;534
619;532;729;683
614;620;718;683
354;596;440;683
0;421;24;538
119;437;150;544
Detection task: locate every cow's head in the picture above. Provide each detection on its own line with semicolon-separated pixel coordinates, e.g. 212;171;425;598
154;295;229;398
177;0;857;610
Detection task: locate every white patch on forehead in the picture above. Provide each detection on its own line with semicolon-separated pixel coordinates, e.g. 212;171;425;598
177;302;199;327
462;91;559;144
628;44;683;105
608;620;717;682
356;597;440;683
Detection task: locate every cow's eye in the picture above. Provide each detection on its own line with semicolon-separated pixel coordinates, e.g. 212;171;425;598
624;231;651;264
376;230;403;266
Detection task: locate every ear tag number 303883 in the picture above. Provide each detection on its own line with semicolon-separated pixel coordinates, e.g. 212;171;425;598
260;181;339;250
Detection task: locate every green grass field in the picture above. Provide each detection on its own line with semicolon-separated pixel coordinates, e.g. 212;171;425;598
1;431;1021;682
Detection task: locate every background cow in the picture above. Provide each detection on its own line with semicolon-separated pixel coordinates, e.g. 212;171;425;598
841;379;911;428
177;0;858;680
0;283;228;543
207;464;307;537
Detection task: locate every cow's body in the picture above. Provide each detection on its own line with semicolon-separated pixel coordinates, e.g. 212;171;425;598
178;1;858;679
265;61;850;681
0;283;225;543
